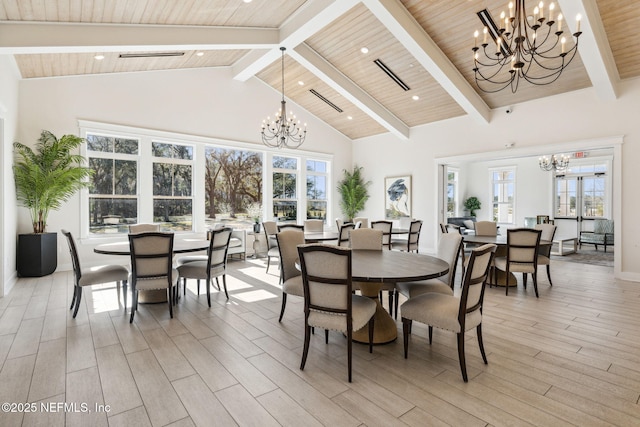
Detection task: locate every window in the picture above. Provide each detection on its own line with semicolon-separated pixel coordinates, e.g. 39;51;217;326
491;167;515;224
446;168;459;218
555;158;610;219
152;141;194;231
306;160;328;222
272;156;298;223
86;133;139;234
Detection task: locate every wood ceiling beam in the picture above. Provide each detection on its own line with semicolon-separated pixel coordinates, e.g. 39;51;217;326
557;0;618;100
0;22;278;54
362;0;491;125
291;43;410;140
232;0;359;82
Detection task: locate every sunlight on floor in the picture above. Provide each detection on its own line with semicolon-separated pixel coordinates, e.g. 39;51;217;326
231;289;278;302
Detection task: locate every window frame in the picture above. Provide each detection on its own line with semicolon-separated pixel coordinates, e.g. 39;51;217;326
489;166;516;225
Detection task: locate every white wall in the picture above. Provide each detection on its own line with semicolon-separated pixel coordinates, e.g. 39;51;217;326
17;67;352;269
353;77;640;280
0;54;20;296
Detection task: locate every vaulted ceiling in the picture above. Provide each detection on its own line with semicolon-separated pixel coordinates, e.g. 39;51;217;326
0;0;635;140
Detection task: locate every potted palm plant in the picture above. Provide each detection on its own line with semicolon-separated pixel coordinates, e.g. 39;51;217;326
13;130;93;276
337;165;371;221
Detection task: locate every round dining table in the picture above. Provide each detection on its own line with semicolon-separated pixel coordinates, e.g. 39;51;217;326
303;231;338;242
350;249;449;344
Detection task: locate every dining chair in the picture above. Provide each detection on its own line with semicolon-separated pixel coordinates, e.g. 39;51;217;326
262;221;279;275
336;218;344;230
534;223;557;285
371;220;393;250
337;223;356;247
401;244;496;382
129;223;160;233
177;227;233;306
297;244;376;382
391;219;423;252
474;221;497;236
396;233;463;314
276;229;305;322
353;217;369;228
304;219;324;232
494;228;542;297
128;232;178;322
62;229;130;318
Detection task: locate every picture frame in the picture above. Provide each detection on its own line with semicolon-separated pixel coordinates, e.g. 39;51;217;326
384;175;411;219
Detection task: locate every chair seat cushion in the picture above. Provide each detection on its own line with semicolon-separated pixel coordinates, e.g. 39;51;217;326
308;295;376;332
537;255;550;265
129;268;179;291
79;264;129;287
401;293;481;333
228;237;242;248
282;275;303;296
176;255;207;266
494;257;535;274
268;247;280;257
397;279;453;299
177;261;225;280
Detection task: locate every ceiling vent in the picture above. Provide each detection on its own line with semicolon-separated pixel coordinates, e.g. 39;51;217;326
119;52;185;58
309;89;343;113
374;59;410;91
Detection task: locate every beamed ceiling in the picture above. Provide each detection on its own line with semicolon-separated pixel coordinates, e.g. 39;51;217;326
0;0;634;140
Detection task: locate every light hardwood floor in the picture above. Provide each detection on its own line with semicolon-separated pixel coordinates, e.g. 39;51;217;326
0;256;638;426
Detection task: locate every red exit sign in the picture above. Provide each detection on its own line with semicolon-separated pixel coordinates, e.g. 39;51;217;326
573;151;588;158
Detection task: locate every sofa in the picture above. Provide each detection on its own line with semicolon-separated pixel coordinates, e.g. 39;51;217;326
579;219;614;252
447;216;476;235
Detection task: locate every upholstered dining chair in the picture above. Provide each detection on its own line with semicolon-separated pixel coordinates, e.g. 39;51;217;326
276;229;305;322
337;223;356;247
396;232;463;314
304;219;324;232
353;217;369;228
371;220;393;250
534;223;557;286
336;218;344;230
129;223;160;233
278;224;304;232
494;228;542;297
401;244;496;382
297;244;376;382
391;219;423;252
62;229;130;318
474;221;497;236
262;221;279;275
128;232;178;322
177;227;232;306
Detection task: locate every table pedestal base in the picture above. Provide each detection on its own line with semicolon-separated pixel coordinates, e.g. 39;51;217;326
352;282;397;344
488;269;517;287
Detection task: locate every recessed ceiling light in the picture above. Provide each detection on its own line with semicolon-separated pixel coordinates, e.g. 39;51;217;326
347;116;353;120
94;54;105;60
360;47;369;54
243;0;252;3
412;95;420;100
196;52;204;57
298;81;304;86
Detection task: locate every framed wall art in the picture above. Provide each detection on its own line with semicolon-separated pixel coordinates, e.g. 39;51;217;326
384;175;411;219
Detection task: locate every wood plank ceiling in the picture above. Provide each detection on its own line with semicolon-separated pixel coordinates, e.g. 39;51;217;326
0;0;636;140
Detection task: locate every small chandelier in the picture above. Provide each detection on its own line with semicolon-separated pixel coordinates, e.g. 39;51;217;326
539;154;569;172
261;47;307;149
472;1;582;93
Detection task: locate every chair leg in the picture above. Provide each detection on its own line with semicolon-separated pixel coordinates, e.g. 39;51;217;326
428;325;433;344
347;327;353;383
457;332;468;382
222;275;229;299
278;293;287;322
325;329;329;344
123;280;128;310
505;268;510;296
388;290;394;318
183;278;187;295
477;324;488;364
402;318;411;358
206;277;212;307
300;323;311;371
394;290;399;320
368;317;374;354
70;286;78;310
532;271;539;298
546;265;553;286
266;256;271;273
72;287;83;318
168;286;173;318
523;273;528;288
130;290;138;323
214;277;221;291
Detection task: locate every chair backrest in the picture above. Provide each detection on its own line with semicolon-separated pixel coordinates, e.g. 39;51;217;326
338;223;356;247
276;229;305;282
439;223;448;233
128;232;174;288
406;220;423;251
304;219;324;232
278;224;304;232
353;217;369;228
262;221;278;249
437;233;464;289
507;228;541;266
208;227;233;271
297;244;352;329
336;218;344;230
534;223;557;242
594;219;614;234
61;229;82;282
371;220;393;249
474;221;497;236
458;244;496;329
350;228;383;250
129;223;160;233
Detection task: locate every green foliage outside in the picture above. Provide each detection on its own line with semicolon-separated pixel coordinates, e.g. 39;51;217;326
14;130;93;233
337;165;370;220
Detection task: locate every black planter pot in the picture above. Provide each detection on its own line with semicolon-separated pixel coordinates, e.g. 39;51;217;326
253;223;261;233
17;232;58;277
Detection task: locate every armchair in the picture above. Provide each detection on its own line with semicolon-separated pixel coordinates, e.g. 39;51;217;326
579;219;614;252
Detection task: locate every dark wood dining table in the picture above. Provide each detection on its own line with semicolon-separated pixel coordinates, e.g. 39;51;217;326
303;231;338;242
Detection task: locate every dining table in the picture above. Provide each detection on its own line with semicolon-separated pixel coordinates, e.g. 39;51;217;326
349;249;449;344
303;231;339;242
94;238;210;303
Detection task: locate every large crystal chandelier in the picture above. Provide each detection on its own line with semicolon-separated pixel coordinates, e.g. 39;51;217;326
261;47;307;149
539;154;569;172
472;1;582;93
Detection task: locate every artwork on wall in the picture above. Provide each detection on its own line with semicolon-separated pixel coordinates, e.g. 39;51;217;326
384;175;411;219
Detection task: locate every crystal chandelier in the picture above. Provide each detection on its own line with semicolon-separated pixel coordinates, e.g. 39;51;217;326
261;47;307;149
539;154;569;172
472;1;582;93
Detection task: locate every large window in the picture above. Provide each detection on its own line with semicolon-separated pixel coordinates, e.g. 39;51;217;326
491;167;515;224
446;167;459;218
272;156;298;222
555;159;609;219
306;159;328;222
